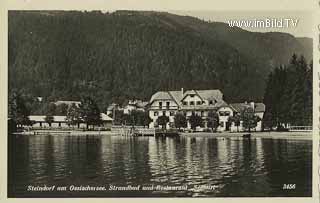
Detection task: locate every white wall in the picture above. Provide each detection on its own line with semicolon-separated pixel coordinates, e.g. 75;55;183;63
149;99;178;128
217;107;233;132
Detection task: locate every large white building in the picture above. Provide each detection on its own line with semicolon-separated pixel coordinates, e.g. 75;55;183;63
148;88;265;132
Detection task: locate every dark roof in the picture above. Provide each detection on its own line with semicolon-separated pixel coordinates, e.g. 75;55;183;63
150;91;173;103
150;89;226;108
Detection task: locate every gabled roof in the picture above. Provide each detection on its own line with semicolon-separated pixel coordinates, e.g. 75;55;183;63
230;103;265;113
196;90;223;100
100;113;114;121
150;91;174;103
150;89;226;109
167;91;183;105
181;90;204;101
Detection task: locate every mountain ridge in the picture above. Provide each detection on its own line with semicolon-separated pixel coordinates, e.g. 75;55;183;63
8;10;312;110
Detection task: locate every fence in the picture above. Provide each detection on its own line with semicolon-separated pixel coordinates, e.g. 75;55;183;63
288;126;312;132
111;125;155;136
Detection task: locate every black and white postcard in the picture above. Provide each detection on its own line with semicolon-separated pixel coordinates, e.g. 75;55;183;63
1;0;319;202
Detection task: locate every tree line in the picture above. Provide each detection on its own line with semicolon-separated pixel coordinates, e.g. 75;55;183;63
8;93;104;130
9;10;294;111
263;54;312;129
156;108;260;132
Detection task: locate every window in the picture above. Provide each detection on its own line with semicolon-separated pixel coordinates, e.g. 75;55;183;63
170;111;174;116
219;111;230;116
183;101;187;105
190;101;195;105
154;111;158;116
201;111;204;117
159;102;162;109
220;122;224;127
196;101;201;105
166;102;170;109
162;111;166;116
190;95;194;98
209;100;213;105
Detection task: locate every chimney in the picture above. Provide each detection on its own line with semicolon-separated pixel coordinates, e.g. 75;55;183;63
181;88;184;97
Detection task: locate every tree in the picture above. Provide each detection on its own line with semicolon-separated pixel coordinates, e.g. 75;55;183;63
130;110;152;127
109;109;125;125
45;115;54;127
79;97;102;130
263;54;312;128
66;103;82;128
157;115;169;130
56;103;69;116
189;113;203;131
241;107;261;132
174;113;187;130
262;112;273;131
8;91;31;127
228;113;241;132
207;111;219;132
142;111;152;127
44;103;56;127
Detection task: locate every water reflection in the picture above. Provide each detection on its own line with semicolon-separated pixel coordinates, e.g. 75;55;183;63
8;134;312;197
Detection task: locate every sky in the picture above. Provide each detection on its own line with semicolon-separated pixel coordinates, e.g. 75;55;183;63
170;10;313;38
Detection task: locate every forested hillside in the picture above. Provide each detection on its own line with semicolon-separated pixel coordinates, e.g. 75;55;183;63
8;10;312;111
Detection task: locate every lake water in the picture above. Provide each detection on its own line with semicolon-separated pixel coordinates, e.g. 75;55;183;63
8;134;312;197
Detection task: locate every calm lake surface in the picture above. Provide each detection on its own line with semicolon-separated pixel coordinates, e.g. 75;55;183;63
8;134;312;197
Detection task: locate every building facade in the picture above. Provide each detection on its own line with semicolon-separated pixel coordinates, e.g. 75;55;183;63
28;113;113;129
149;88;265;132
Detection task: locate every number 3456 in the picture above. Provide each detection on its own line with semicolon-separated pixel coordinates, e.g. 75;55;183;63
283;184;296;190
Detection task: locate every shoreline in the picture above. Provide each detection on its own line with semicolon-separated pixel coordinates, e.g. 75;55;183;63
12;130;313;140
180;131;313;140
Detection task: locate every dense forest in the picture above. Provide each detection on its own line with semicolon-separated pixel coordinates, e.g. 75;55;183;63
8;10;312;113
263;54;312;127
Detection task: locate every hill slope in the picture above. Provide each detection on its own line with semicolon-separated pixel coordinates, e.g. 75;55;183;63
8;11;312;109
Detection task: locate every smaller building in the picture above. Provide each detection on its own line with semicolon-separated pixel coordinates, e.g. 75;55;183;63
100;113;114;129
28;113;113;129
229;102;265;132
106;103;122;116
123;100;149;114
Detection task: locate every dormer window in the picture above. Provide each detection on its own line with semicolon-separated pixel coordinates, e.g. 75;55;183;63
209;100;213;105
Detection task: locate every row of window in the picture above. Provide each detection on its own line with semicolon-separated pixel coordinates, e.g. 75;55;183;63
182;100;217;106
158;100;218;107
159;101;170;109
153;111;231;117
154;111;175;116
219;111;231;116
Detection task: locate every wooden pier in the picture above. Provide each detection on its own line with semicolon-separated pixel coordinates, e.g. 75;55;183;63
111;126;180;137
111;126;156;136
32;130;71;135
